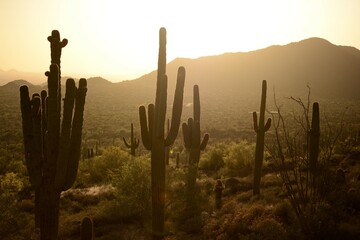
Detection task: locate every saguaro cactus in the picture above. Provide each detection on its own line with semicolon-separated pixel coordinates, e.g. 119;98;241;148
139;27;185;240
253;80;271;196
20;30;87;240
81;217;95;240
309;102;320;190
123;123;139;156
182;85;209;165
182;85;209;211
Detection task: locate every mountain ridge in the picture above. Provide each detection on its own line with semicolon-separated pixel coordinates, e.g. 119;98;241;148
1;37;360;100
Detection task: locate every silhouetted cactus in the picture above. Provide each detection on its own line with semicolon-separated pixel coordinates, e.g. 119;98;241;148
253;80;271;196
20;30;87;240
182;85;209;214
123;123;139;156
182;85;209;165
81;217;94;240
139;27;185;240
309;102;320;189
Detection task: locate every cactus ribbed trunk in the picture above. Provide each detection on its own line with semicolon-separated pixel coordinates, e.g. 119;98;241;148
151;137;166;238
139;27;185;240
253;80;271;196
309;102;320;191
40;184;60;240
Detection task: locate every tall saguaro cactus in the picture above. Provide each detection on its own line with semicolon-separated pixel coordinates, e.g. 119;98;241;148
20;30;87;240
253;80;271;196
139;27;185;240
123;123;139;156
309;102;320;190
182;85;209;208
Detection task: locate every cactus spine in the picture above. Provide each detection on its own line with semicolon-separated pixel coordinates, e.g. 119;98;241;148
139;27;185;240
81;217;94;240
182;85;209;211
123;123;139;156
309;102;320;190
253;80;271;196
20;30;87;240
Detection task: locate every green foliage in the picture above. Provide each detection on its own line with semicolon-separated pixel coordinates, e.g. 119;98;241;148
200;144;226;173
0;172;29;238
166;167;214;234
107;155;151;222
77;147;132;186
222;141;255;177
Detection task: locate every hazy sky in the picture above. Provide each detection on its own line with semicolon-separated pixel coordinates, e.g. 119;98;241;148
0;0;359;81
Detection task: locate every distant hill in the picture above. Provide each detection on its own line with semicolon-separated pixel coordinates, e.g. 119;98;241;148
1;37;360;137
2;37;360;100
154;37;360;99
0;69;46;86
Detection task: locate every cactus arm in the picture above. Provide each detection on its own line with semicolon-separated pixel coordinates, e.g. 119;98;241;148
200;133;210;151
55;79;76;189
253;112;259;132
63;78;87;191
193;85;200;122
123;137;131;148
182;120;192;149
31;95;43;185
20;86;43;187
139;105;152;150
264;118;272;132
19;86;33;172
135;138;140;148
165;67;185;146
40;90;47;154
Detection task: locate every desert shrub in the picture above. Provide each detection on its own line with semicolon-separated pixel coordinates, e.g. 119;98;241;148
272;200;296;226
0;172;30;238
106;155;151;222
247;218;287;240
166;167;214;233
222;141;255;177
203;200;287;239
200;144;226;174
76;147;131;186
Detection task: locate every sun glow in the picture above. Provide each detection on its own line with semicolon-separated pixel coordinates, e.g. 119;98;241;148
0;0;360;82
